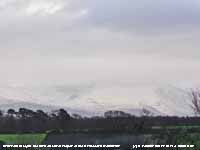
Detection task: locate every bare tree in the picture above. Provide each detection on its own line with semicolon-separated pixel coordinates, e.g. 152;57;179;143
189;89;200;115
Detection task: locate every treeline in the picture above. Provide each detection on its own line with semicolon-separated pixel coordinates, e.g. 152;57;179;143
0;108;71;133
0;108;200;133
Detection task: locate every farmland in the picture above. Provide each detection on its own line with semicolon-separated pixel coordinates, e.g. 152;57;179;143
0;134;46;145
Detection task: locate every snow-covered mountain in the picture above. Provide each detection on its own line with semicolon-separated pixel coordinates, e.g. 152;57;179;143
0;96;93;116
0;96;163;117
0;84;162;117
155;85;195;116
0;84;197;117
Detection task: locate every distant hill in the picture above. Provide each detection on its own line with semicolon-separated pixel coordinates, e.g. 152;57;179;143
0;95;164;117
156;85;194;116
0;96;92;116
0;84;196;117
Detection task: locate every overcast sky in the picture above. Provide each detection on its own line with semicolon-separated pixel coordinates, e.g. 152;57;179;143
0;0;200;111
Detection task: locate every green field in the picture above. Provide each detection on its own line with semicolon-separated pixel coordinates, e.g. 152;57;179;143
0;125;199;147
0;134;46;144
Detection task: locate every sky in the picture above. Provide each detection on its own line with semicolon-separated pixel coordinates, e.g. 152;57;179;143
0;0;200;113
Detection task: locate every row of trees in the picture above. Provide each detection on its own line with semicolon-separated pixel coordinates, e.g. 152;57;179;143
0;108;71;133
1;107;200;133
5;108;70;120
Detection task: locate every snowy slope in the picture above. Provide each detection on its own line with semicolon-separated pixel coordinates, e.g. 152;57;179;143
155;85;195;116
0;85;161;116
0;97;163;117
0;96;92;116
0;84;196;117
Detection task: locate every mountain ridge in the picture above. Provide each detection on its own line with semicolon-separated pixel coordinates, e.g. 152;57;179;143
0;96;163;117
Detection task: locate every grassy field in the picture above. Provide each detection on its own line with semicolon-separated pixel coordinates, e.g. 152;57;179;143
0;134;46;144
0;125;199;147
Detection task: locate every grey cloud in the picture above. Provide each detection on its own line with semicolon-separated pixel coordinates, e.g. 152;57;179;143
1;0;200;34
0;0;200;89
68;94;79;101
46;83;95;102
84;0;200;34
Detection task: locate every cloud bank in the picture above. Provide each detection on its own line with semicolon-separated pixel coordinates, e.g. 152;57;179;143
0;0;200;109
